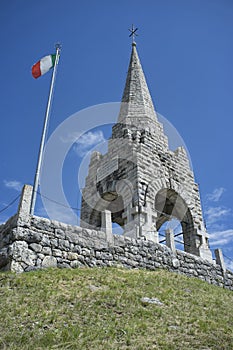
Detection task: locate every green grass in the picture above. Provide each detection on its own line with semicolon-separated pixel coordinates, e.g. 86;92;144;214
0;267;232;349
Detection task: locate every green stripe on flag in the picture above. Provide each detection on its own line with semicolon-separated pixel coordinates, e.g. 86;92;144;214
51;54;56;66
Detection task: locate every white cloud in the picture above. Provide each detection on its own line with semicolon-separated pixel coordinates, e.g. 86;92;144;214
3;180;22;192
75;130;105;147
60;130;107;157
204;201;233;270
205;206;231;226
206;187;225;202
60;131;81;143
73;130;105;157
209;229;233;247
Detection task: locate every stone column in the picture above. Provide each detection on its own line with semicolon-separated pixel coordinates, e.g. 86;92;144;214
17;184;33;224
166;229;176;253
101;210;113;244
215;248;226;272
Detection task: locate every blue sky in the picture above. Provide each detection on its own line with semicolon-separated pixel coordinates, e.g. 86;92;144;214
1;0;233;269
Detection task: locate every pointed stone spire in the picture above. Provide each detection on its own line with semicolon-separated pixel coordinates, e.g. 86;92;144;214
118;43;158;126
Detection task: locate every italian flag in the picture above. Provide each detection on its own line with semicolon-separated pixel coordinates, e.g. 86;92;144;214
32;54;56;79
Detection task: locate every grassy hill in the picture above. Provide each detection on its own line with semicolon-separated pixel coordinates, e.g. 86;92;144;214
0;267;232;350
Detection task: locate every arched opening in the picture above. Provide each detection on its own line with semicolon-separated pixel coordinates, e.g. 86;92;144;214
155;188;195;253
106;194;124;227
89;191;125;233
112;222;124;235
158;218;184;251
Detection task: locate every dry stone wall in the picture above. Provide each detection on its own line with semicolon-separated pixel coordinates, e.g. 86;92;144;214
0;212;232;290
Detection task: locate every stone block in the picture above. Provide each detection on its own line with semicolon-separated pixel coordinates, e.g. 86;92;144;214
55;229;66;239
66;231;80;244
29;243;42;253
36;258;42;267
67;252;79;261
52;249;63;257
10;260;24;273
31;217;54;232
172;258;180;269
11;241;37;266
71;245;82;254
70;260;82;268
95;251;101;259
77;254;85;263
42;247;52;255
50;238;58;248
42;256;57;268
82;248;91;256
41;235;51;246
57;262;71;269
13;228;42;244
58;239;70;250
101;252;113;260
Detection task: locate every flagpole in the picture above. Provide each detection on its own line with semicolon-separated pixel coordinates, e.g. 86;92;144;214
30;44;61;215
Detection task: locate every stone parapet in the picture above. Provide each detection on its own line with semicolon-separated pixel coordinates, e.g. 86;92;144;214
0;211;232;290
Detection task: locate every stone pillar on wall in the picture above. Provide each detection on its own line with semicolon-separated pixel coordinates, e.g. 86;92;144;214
215;248;226;272
17;184;33;224
101;210;113;244
166;229;176;253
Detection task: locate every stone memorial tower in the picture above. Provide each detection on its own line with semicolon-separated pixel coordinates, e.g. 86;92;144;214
81;42;212;261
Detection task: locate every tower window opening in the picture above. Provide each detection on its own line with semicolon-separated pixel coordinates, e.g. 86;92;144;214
158;219;184;251
112;222;124;235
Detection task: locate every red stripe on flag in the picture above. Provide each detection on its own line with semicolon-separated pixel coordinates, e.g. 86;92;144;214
32;61;41;79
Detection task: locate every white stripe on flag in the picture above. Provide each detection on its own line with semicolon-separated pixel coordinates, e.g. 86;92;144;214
40;55;53;75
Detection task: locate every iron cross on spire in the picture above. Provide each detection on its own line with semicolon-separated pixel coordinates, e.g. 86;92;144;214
129;24;138;44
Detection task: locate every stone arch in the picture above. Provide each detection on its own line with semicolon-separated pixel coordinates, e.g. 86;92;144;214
88;176;132;231
89;192;125;229
91;176;134;228
149;177;191;207
154;188;196;253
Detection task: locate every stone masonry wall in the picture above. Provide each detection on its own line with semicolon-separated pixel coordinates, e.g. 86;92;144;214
0;211;232;290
